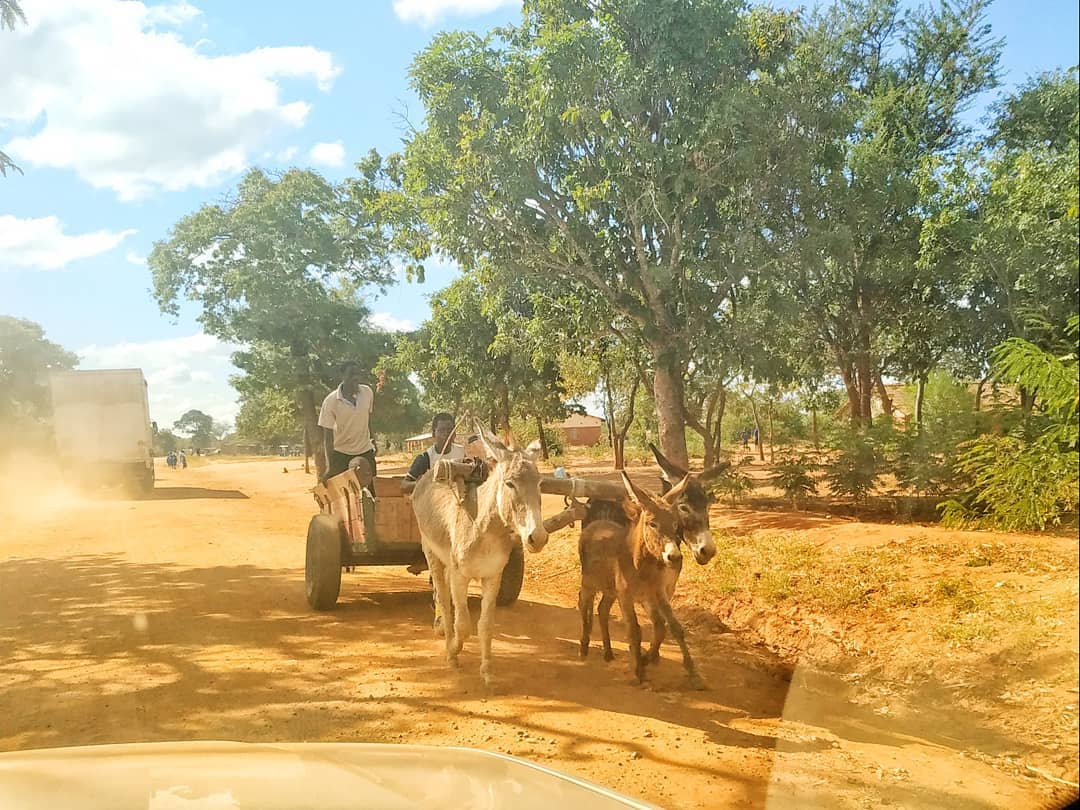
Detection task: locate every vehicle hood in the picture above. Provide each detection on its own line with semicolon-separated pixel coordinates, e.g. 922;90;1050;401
0;741;661;810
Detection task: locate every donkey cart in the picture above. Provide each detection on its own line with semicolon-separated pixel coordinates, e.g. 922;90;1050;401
305;460;626;611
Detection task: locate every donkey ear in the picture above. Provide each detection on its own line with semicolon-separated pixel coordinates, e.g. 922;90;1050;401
524;439;542;461
663;474;692;503
649;442;688;483
697;460;732;485
620;471;658;510
477;423;509;461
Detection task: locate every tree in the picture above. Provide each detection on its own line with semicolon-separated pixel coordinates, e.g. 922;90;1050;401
149;166;413;478
0;316;77;450
233;387;302;447
398;0;799;467
767;0;1001;427
1;0;26;177
923;68;1079;402
173;409;218;448
388;273;566;453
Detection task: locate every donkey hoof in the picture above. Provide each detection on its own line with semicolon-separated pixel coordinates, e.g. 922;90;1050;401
646;649;661;665
688;674;708;691
602;649;615;662
579;644;589;660
447;653;461;669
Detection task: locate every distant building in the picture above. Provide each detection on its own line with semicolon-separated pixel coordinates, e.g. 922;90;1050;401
404;432;432;453
556;413;605;446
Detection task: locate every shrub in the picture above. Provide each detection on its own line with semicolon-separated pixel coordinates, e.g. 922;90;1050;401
707;455;755;505
770;454;818;507
825;434;881;505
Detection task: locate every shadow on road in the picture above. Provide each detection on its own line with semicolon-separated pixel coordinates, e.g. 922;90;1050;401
147;486;249;501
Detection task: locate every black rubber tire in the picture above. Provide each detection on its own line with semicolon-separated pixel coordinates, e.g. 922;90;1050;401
496;543;525;607
305;514;343;611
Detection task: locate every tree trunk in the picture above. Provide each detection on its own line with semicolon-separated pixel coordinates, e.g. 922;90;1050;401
767;401;775;463
839;363;863;427
711;388;727;469
302;423;311;475
652;353;689;469
613;435;626;470
811;406;819;450
974;376;987;413
915;374;927;433
875;374;894;420
748;395;765;462
856;351;873;429
535;415;549;461
299;388;324;480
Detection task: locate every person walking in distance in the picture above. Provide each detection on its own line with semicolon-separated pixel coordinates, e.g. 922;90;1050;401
319;362;376;481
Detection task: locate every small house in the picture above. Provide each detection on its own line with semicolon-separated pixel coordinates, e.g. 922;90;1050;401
556;413;605;446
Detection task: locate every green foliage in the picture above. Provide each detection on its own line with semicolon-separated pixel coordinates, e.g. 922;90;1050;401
234;388;302;447
824;433;881;505
173;410;220;448
0;0;25;177
771;454;819;506
940;434;1078;531
149;166;422;476
941;318;1080;531
892;427;955;498
707;456;756;505
0;316;77;451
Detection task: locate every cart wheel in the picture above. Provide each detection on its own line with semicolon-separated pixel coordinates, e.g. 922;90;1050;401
496;543;525;606
306;514;343;611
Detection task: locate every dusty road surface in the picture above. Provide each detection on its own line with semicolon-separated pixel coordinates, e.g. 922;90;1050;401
0;458;1070;809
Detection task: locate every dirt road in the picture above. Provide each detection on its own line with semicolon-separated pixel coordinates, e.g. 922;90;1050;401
0;459;1062;808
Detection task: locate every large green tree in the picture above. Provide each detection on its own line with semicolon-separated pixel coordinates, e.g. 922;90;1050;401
0;316;77;449
149;167;415;478
398;0;797;467
388;273;566;452
766;0;1000;426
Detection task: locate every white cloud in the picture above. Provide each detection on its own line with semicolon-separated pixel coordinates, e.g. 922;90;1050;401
78;333;240;427
308;141;345;167
0;215;135;270
392;0;520;25
1;0;341;200
125;250;147;267
370;312;414;332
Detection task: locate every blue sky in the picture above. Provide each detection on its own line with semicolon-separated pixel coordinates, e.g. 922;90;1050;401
1;0;1077;427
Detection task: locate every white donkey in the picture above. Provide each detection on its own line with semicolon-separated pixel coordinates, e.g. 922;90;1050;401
411;427;549;687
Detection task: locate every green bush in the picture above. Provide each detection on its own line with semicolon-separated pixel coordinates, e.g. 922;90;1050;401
771;454;819;506
893;426;956;497
940;317;1079;532
825;433;881;505
707;455;756;505
939;434;1079;531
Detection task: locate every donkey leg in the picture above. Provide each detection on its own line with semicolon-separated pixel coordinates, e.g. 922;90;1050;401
448;569;472;662
618;590;645;683
646;604;667;665
477;575;502;688
424;549;456;661
597;591;616;661
578;587;595;659
657;600;706;690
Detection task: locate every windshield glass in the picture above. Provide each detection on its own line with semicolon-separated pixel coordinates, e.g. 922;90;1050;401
1;1;1077;808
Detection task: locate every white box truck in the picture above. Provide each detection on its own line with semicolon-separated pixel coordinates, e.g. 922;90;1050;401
49;369;155;495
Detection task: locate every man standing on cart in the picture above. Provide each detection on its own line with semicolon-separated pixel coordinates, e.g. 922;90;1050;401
319;361;376;481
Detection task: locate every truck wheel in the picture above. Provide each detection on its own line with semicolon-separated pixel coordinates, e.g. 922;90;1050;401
306;514;343;611
496;543;525;607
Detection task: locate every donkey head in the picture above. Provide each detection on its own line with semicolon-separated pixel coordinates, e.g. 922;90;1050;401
648;443;729;565
478;425;549;553
620;471;690;565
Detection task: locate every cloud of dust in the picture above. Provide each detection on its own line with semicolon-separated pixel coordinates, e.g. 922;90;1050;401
0;451;94;524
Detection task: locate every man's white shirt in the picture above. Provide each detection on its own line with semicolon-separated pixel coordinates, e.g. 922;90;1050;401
318;385;374;454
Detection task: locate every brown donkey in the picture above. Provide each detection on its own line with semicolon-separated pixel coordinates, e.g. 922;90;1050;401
578;471;706;689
